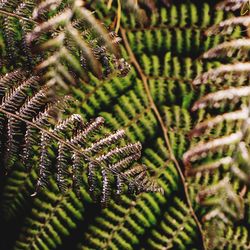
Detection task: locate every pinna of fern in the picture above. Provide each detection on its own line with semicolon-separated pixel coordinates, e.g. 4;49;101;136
0;69;163;207
183;0;250;234
204;220;250;249
216;0;249;12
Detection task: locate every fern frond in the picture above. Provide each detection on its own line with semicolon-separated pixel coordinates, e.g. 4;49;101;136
27;0;130;87
32;0;63;21
0;69;28;98
205;223;250;249
216;0;249;11
206;16;250;35
191;86;250;111
2;2;248;249
79;138;178;250
193;62;250;86
184;2;250;246
14;179;87;250
0;69;162;204
189;107;248;137
198;177;244;222
0;0;131;87
147;197;198;250
203;38;250;59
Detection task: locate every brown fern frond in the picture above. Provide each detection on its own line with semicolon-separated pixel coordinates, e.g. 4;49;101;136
184;1;250;231
32;0;63;21
216;0;249;11
184;132;242;166
1;75;40;111
198;177;244;222
203;39;250;59
187;157;233;175
23;97;68;164
193;63;250;86
190;107;248;138
27;8;72;43
0;0;131;88
25;0;130;87
191;86;250;111
0;69;28;99
0;70;162;204
123;164;163;193
206;16;250;35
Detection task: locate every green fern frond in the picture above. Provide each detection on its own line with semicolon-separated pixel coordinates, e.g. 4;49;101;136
79;138;178;250
14;179;87;250
147;197;198;250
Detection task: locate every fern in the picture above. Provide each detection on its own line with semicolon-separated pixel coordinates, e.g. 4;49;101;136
0;0;130;88
183;0;250;247
14;179;88;250
79;138;179;250
147;197;198;250
1;1;250;250
125;3;242;57
204;224;250;249
0;70;162;203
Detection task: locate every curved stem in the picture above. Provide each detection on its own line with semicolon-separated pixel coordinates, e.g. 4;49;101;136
0;107;85;157
120;27;206;250
0;10;37;23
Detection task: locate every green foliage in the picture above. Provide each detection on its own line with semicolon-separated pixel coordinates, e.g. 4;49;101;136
79;139;178;250
1;1;250;250
147;197;197;250
14;179;87;250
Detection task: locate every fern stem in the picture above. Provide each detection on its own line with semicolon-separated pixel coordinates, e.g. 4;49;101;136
0;10;37;24
29;192;66;249
103;193;143;248
0;107;87;158
0;107;149;189
120;27;206;250
125;25;207;32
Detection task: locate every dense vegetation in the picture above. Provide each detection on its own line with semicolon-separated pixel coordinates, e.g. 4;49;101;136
0;0;250;249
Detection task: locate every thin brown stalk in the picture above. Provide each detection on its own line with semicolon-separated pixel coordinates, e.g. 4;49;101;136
120;27;206;250
0;107;86;157
0;9;37;24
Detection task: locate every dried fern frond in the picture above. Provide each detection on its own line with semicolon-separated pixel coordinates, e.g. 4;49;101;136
198;177;244;223
191;86;250;111
189;107;249;137
206;16;250;35
32;0;63;21
0;0;131;88
193;62;250;86
186;157;233;175
25;0;130;88
0;70;162;205
184;132;242;166
184;1;250;237
203;39;250;59
204;222;250;250
216;0;249;11
186;71;250;181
